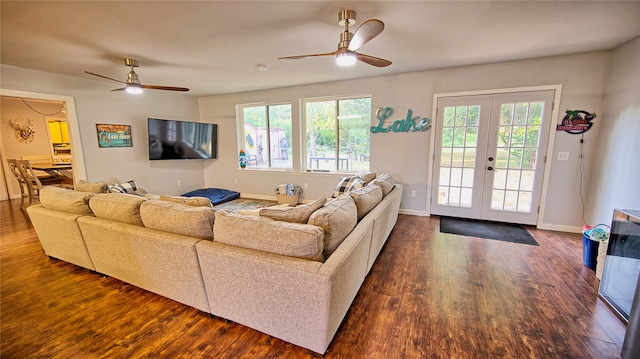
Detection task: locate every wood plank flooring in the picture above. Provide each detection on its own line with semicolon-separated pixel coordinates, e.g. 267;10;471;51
1;199;627;358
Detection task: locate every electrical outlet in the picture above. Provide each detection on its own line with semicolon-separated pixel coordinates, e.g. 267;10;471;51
411;190;416;198
177;180;182;187
304;183;308;189
557;152;570;161
234;178;238;184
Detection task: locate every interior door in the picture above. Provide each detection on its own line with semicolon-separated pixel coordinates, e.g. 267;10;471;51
431;90;554;225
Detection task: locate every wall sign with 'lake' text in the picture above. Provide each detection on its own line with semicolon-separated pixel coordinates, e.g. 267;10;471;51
370;107;431;134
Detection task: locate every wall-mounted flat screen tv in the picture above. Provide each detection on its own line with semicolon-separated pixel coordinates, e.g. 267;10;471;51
148;118;217;160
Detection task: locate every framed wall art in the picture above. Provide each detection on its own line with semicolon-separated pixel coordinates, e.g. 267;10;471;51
96;124;132;148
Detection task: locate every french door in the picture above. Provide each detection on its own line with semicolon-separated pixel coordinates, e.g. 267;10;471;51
431;90;554;225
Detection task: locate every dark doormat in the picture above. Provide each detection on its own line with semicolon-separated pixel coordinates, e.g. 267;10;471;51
439;216;539;246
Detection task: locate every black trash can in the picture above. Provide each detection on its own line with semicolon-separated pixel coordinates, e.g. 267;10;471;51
582;233;599;270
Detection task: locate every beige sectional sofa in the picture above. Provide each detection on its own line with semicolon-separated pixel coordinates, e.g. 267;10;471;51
26;175;402;354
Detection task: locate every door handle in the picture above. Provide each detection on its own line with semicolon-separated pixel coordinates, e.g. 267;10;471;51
488;157;494;162
487;166;494;171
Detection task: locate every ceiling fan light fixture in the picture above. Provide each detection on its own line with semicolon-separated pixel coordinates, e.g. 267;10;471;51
126;85;143;94
336;51;357;66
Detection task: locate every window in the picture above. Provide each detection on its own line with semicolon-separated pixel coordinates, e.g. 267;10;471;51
238;103;292;169
304;96;371;172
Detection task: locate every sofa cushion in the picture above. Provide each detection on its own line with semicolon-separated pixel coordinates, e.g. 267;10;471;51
75;180;108;193
89;193;146;226
159;195;213;208
259;198;327;223
350;184;383;220
237;203;289;216
369;173;394;196
355;171;377;183
140;200;215;240
214;210;325;262
332;176;365;198
39;186;95;215
308;194;358;257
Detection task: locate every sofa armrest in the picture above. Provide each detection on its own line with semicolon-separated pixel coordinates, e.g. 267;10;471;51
365;184;402;272
195;217;374;354
26;204;96;270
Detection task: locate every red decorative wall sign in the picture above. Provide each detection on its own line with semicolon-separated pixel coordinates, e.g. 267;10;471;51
556;110;596;135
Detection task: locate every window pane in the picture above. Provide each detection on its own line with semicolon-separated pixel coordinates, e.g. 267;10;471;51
243;106;267;168
455;106;467;126
306;101;336;171
441;148;452;166
305;96;371;171
514;103;528;125
500;104;514;125
268;104;292;169
443;107;455;126
241;104;292;169
338;98;371;171
467;106;480;126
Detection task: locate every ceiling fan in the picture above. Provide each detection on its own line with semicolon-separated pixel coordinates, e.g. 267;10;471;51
84;58;189;94
279;10;392;67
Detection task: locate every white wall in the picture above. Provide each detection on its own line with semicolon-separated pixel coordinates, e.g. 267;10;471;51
199;52;612;229
1;49;623;230
586;37;640;225
1;65;203;195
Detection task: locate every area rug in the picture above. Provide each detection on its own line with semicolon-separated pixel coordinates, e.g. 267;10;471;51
213;198;278;212
439;216;538;246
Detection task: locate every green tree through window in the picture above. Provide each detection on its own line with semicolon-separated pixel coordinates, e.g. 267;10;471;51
304;96;371;171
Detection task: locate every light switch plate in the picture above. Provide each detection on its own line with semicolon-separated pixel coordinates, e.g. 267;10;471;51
557;152;570;161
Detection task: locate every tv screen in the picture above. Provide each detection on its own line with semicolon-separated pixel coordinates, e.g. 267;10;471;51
148;118;217;160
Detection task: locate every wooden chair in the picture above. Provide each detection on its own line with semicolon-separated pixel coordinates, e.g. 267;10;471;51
7;159;57;208
21;155;54;179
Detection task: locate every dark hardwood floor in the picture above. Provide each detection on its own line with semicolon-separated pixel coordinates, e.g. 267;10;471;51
1;199;627;358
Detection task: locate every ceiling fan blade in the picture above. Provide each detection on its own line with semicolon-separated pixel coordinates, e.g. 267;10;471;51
348;19;384;52
85;71;126;84
111;87;127;92
278;50;338;60
141;84;190;92
355;53;392;67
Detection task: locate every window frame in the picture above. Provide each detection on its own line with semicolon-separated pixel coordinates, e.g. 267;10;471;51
236;101;293;170
301;94;372;173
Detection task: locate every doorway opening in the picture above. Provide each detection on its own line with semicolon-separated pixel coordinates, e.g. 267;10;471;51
429;86;561;226
0;90;86;201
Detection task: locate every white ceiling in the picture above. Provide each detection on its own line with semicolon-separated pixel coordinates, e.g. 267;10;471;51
2;1;639;97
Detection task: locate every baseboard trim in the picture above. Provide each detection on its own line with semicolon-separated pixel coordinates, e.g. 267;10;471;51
537;223;582;233
399;208;430;217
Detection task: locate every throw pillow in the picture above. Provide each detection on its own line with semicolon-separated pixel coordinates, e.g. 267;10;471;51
308;194;358;258
355;171;377;183
238;203;289;216
332;176;365;198
369;173;394;196
89;193;146;226
350;184;383;220
259;198;327;223
75;180;108;193
214;210;325;262
108;180;138;194
39;186;94;215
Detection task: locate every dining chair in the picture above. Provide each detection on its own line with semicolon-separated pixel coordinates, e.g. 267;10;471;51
7;159;51;208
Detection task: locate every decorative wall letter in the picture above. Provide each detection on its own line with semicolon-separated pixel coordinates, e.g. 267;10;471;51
370;107;431;134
